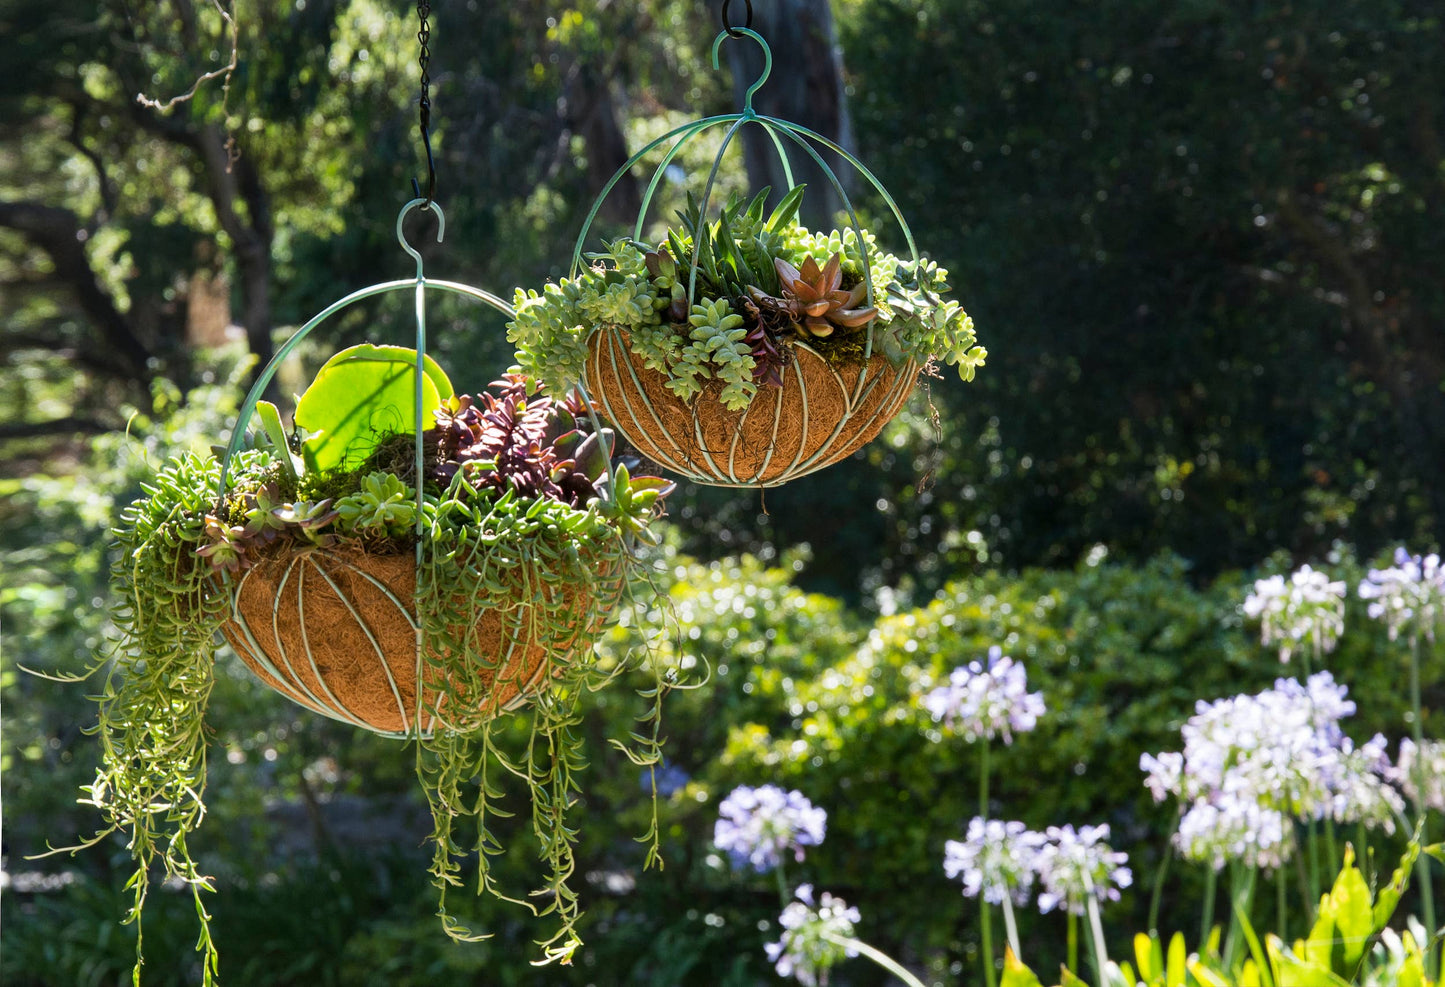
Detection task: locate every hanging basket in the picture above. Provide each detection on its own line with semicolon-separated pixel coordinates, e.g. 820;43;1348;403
202;202;665;738
85;200;676;978
586;327;917;486
510;27;985;489
220;546;624;736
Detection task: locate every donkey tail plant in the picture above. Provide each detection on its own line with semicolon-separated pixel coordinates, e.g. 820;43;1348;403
63;347;677;982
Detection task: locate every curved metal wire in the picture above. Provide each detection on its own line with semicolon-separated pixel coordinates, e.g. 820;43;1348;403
566;27;925;485
216;199;519;738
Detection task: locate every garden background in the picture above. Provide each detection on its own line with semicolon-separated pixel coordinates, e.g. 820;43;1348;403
2;0;1442;984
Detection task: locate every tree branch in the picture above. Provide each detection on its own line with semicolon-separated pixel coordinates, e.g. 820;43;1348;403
0;200;153;378
0;417;112;440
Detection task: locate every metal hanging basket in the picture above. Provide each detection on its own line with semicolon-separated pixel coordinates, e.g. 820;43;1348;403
216;200;625;738
567;27;925;488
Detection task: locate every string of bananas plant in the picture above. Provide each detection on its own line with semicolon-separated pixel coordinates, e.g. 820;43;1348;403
57;345;678;983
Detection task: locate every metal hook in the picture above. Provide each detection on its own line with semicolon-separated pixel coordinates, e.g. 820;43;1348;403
396;197;446;280
711;26;771;117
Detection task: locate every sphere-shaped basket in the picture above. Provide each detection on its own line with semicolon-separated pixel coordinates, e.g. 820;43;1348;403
217;202;624;737
564;28;927;488
586;331;916;486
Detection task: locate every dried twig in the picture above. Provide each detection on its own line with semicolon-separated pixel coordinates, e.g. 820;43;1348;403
135;0;238;116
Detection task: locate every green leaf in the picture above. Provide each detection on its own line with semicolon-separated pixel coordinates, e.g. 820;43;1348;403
1233;896;1274;987
1057;965;1089;987
1305;844;1371;978
1371;838;1423;936
766;184;807;233
1165;932;1187;987
1265;934;1350;987
1000;949;1043;987
294;345;452;475
254;400;302;483
1134;932;1161;984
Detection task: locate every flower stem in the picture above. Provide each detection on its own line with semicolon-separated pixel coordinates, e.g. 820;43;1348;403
1067;911;1079;976
775;862;790;908
1200;867;1217;947
1276;866;1287;943
1001;895;1022;960
1083;876;1112;987
1408;632;1438;980
1147;828;1175;936
979;742;997;987
825;934;928;987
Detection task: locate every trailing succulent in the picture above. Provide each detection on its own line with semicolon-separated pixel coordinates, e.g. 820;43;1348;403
80;345;674;983
510;185;987;411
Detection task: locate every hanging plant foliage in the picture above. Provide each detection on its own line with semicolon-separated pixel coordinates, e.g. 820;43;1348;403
509;29;986;488
72;267;676;980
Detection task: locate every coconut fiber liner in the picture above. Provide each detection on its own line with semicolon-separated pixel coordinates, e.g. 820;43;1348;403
221;545;620;736
585;326;919;487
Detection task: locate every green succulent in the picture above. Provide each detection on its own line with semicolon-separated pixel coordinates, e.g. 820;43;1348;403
509;184;985;412
334;472;418;536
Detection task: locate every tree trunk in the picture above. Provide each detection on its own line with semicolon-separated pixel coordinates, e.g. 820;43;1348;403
0;201;153;380
722;0;854;229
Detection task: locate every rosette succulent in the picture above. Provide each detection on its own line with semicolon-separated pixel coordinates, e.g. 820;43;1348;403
509;185;987;412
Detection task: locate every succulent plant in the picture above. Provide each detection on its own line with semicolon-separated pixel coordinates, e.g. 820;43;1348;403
335;472;418;536
747;253;879;340
510;184;985;412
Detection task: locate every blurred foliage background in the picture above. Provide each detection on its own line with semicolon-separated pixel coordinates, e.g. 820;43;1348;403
2;0;1441;984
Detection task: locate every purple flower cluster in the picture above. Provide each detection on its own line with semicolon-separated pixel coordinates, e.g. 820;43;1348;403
713;785;827;873
1390;738;1445;813
942;817;1131;916
1243;564;1346;662
1358;547;1445;642
921;646;1046;744
943;818;1046;906
765;884;861;987
1141;672;1403;870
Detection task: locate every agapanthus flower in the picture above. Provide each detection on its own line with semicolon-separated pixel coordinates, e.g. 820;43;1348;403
1390;738;1445;813
765;885;861;987
1358;547;1445;642
714;785;826;873
1243;564;1346;662
943;817;1048;906
1325;734;1404;832
1175;794;1293;871
921;646;1046;744
1035;824;1132;916
1141;672;1400;870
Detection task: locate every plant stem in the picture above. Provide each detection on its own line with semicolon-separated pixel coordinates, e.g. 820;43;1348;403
1147;828;1175;936
1222;864;1257;973
1306;819;1321;916
1276;866;1287;943
1083;874;1112;987
979;742;997;987
1067;911;1079;976
1001;895;1022;960
825;934;929;987
775;861;790;908
1290;828;1314;925
1408;631;1438;980
1200;866;1217;948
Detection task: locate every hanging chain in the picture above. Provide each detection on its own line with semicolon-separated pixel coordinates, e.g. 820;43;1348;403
720;0;753;38
414;0;436;206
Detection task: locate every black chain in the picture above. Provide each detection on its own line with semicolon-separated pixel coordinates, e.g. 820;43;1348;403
414;0;436;206
720;0;753;38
